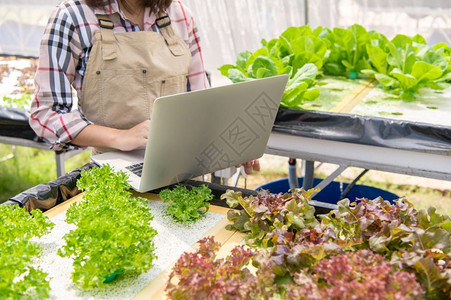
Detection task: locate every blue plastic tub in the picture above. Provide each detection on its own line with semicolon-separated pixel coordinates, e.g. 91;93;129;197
256;177;399;205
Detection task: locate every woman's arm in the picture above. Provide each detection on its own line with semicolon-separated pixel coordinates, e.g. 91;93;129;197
71;120;150;151
29;4;89;151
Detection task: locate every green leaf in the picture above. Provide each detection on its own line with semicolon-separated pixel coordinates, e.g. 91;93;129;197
361;69;376;77
366;43;388;74
387;40;416;74
292;52;323;71
421;48;449;71
221;189;241;208
280;26;301;42
273;35;293;59
323;62;346;76
390;68;418;90
303;88;320;101
411;61;443;83
228;68;251;83
413;257;450;298
280;63;319;108
218;64;237;77
333;27;353;54
341;60;354;71
291;63;318;84
250;56;278;78
281;81;308;108
391;34;413;49
60;165;158;289
375;73;398;87
236;51;252;69
246;48;271;71
292;35;327;62
413;227;451;251
436;71;451;83
417;207;451;231
0;205;54;298
226;210;250;232
412;33;427;45
160;185;213;222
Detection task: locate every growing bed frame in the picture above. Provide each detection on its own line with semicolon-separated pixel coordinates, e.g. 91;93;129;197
268;79;451;196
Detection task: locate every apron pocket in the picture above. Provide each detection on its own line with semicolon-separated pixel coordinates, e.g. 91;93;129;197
160;74;188;97
100;68;149;129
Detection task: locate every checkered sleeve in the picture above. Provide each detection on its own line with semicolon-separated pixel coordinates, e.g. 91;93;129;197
176;1;210;90
29;5;90;151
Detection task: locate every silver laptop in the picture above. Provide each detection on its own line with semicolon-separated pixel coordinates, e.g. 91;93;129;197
91;74;288;192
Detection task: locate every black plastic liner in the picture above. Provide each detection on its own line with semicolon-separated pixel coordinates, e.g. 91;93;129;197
3;160;260;212
2;162;334;215
274;108;451;154
7;163;96;212
3;161;260;212
0;107;41;141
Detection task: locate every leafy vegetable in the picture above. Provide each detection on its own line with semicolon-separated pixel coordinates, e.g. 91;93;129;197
280;64;320;109
363;33;451;100
221;23;451;105
255;226;341;283
0;205;54;298
166;215;426;300
283;250;424;300
223;188;450;298
58;165;157;289
320;198;451;255
222;188;319;248
159;184;213;222
317;198;451;298
404;254;451;299
165;236;276;299
321;24;373;78
264;25;327;71
218;26;322;108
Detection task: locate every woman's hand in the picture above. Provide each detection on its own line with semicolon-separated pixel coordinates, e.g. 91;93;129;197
115;120;150;151
236;159;261;175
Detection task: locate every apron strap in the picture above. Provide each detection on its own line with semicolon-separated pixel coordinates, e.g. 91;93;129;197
97;14;118;60
155;11;186;56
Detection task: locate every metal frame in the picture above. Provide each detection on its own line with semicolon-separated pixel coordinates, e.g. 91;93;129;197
0;136;86;178
266;132;451;192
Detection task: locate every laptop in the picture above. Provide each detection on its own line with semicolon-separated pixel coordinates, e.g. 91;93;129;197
91;74;288;192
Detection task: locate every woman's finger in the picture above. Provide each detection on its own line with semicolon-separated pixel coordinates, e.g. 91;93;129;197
252;159;261;171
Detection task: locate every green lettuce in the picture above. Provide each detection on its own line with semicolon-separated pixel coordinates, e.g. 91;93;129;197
363;33;451;100
58;165;157;289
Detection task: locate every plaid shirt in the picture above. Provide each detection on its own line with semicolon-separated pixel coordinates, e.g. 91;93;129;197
30;0;209;151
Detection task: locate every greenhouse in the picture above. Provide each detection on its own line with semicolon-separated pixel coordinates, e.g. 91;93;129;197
0;0;450;299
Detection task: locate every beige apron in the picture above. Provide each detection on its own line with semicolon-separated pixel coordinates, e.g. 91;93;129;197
80;11;191;153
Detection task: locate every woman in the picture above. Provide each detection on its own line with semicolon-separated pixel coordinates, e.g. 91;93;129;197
30;0;259;173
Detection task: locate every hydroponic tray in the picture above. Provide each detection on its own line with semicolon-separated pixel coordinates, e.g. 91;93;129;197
3;162;338;298
37;192;243;299
273;78;451;154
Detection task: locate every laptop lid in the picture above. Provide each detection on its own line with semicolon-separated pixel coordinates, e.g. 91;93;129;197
137;74;288;192
91;75;288;192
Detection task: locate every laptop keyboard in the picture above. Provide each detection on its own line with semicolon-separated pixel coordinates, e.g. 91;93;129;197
125;162;144;177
